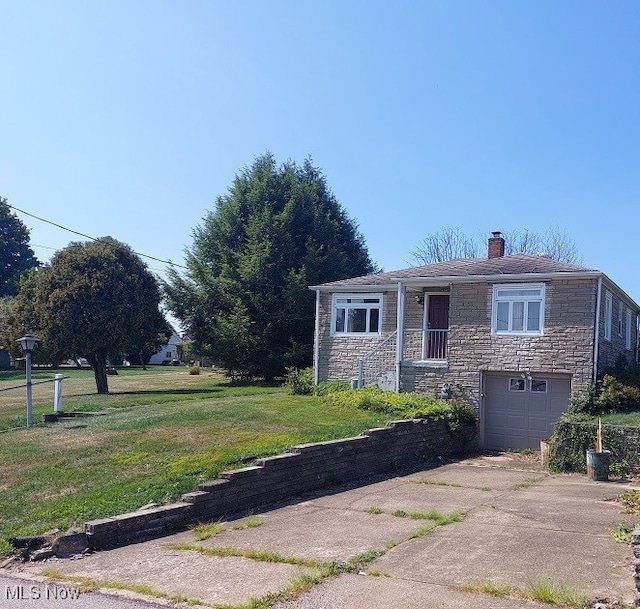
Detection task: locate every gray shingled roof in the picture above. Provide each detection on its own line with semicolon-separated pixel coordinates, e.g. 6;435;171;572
314;253;598;288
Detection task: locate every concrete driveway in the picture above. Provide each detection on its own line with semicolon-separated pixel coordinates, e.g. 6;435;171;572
5;454;637;608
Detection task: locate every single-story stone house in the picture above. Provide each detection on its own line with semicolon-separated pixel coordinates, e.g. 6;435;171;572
310;232;640;451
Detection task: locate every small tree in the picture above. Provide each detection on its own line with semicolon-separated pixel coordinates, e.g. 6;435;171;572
5;237;167;393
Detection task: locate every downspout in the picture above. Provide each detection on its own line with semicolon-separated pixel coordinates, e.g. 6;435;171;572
395;282;406;392
313;289;321;385
593;276;602;383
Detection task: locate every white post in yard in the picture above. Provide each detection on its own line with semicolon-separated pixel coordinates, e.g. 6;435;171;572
395;282;406;392
54;373;64;413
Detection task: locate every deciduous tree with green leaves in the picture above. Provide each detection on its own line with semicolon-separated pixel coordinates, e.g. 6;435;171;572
164;153;376;380
0;197;39;296
4;237;168;393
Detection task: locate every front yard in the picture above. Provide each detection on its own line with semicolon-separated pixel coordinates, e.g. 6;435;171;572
0;367;391;555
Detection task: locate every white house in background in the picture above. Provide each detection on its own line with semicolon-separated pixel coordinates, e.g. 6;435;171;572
148;331;184;365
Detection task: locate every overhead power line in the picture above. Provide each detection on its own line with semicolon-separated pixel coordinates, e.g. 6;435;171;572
30;244;59;252
8;203;188;270
8;202;315;291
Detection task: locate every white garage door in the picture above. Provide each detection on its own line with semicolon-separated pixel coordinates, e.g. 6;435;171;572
483;373;571;451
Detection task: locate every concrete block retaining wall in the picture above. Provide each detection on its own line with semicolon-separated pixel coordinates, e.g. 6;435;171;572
85;418;476;549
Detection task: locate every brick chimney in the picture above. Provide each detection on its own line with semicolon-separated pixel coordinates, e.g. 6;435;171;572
488;231;505;259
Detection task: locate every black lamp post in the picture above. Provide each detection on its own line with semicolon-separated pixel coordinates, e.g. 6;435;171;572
17;334;40;427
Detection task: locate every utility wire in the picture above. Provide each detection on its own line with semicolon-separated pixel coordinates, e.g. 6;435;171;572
8;203;189;270
30;244;59;251
31;243;168;275
9;202;318;291
10;204;96;241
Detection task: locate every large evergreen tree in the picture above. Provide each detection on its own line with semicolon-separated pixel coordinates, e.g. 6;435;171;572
164;153;376;380
0;197;39;296
4;237;168;393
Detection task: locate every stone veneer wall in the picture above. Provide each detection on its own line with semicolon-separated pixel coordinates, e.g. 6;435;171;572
597;279;639;374
314;277;635;423
84;418;476;549
316;278;608;402
401;278;599;405
317;290;399;382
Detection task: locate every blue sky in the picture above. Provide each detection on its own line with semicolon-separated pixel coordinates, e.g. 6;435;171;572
2;1;639;303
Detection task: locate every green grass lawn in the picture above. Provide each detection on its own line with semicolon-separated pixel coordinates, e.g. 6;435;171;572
0;367;389;555
599;411;640;426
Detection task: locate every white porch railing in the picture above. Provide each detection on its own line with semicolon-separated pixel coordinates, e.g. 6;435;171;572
356;328;449;389
357;330;397;389
403;328;448;361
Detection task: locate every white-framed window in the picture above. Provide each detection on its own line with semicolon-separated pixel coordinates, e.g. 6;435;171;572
492;283;545;335
604;291;612;341
331;293;382;336
626;307;632;350
618;301;624;336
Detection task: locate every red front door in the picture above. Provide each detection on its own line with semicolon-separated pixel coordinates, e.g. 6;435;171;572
427;295;449;359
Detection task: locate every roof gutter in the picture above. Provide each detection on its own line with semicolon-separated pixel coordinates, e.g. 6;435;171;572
309;283;400;292
310;270;640;312
598;273;640;311
396;271;603;286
